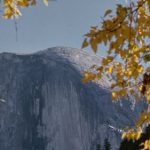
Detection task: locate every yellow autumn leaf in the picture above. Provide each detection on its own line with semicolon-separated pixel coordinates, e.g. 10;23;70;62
137;65;143;73
3;8;13;19
112;92;118;100
141;140;150;150
17;0;29;7
130;89;135;95
146;85;150;103
146;95;150;103
125;70;132;77
119;89;126;97
135;127;142;140
121;132;127;139
90;38;98;53
101;59;108;66
82;38;88;49
83;71;89;81
105;66;113;74
107;56;114;63
146;67;150;72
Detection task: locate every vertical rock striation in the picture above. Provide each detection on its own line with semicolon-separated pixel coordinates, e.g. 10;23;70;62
0;47;145;150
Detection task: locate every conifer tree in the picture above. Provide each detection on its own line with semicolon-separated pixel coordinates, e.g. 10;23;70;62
96;143;101;150
104;138;111;150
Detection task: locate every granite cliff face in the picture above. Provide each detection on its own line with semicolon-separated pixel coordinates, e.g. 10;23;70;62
0;47;144;150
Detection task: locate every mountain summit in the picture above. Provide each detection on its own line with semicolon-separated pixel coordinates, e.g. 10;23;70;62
0;47;144;150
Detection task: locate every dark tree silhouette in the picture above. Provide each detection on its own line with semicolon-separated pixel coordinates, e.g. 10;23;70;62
96;143;101;150
104;138;111;150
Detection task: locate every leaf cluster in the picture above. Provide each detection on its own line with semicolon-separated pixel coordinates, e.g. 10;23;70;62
82;0;150;148
1;0;48;19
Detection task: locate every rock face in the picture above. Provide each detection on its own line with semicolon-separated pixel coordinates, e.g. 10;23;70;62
0;47;144;150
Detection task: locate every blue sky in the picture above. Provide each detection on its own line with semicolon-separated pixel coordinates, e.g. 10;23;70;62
0;0;126;53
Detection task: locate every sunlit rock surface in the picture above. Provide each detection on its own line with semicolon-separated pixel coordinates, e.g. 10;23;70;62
0;47;144;150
